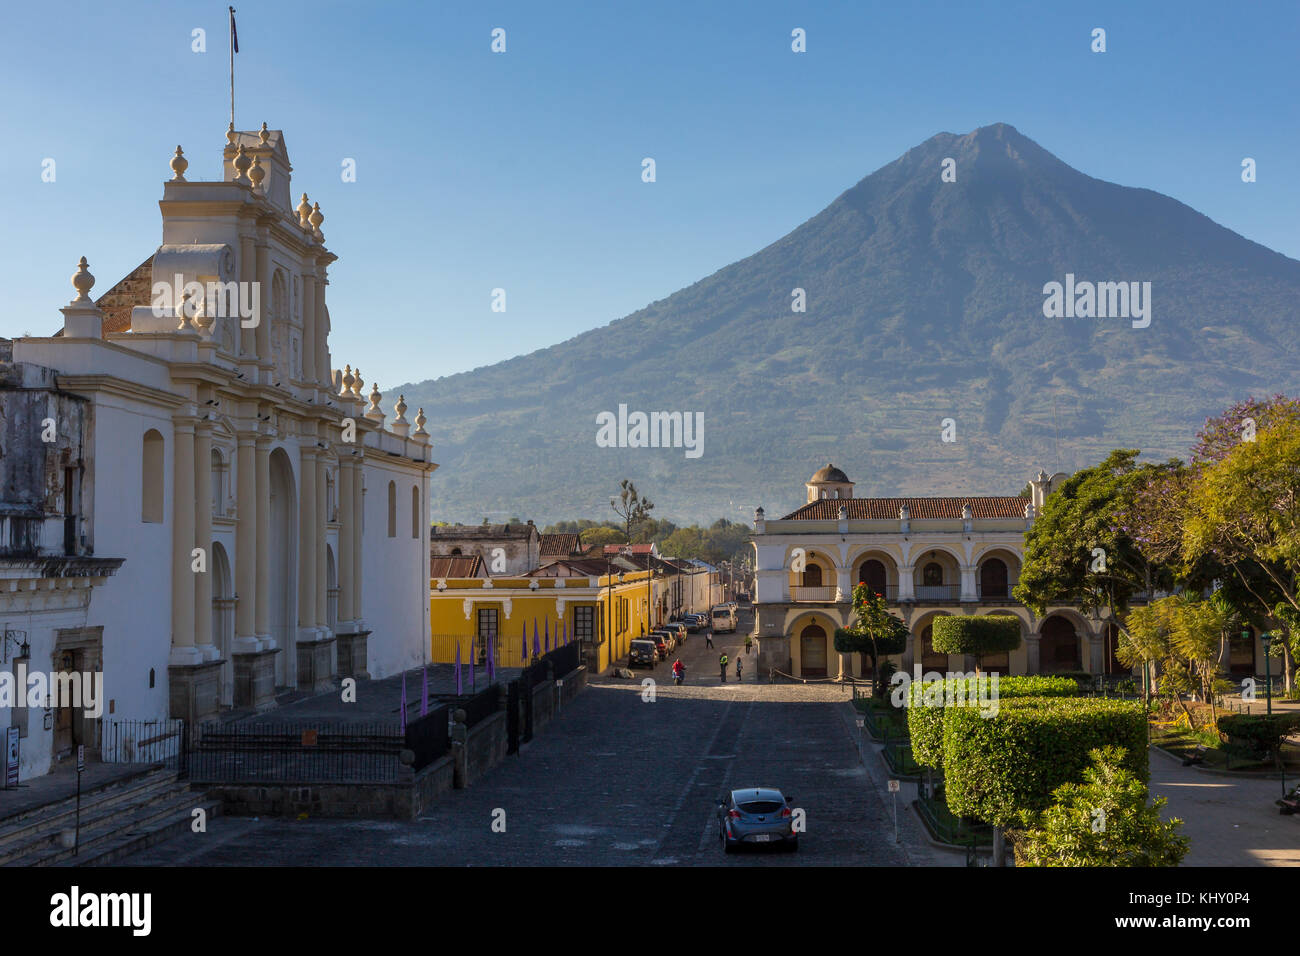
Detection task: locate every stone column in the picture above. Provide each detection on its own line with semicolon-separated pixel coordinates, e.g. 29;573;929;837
254;236;271;369
234;433;259;650
898;565;916;602
301;269;317;385
1026;633;1041;675
835;565;851;603
960;565;977;602
193;420;215;656
254;436;272;642
338;458;355;623
299;446;318;638
314;262;329;388
352;456;364;624
315;456;328;628
170;418;198;664
239;233;257;359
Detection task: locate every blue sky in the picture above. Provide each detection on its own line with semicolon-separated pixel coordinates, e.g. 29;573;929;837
2;0;1295;389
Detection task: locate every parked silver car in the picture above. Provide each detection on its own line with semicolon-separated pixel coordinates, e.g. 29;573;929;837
717;787;798;853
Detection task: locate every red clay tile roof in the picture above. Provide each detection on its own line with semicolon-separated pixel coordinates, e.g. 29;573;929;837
782;497;1027;521
539;533;581;556
430;554;486;578
95;256;155;334
525;558;609;577
603;543;654;555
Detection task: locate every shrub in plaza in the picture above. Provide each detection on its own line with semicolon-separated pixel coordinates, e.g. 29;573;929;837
907;675;1081;771
1013;746;1189;867
943;696;1148;828
930;615;1021;673
1217;713;1300;765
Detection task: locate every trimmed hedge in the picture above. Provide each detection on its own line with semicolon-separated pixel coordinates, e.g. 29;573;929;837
931;615;1021;658
943;697;1148;827
1217;713;1300;760
906;676;1081;771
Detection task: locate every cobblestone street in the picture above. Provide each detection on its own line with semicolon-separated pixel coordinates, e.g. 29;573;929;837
121;625;911;866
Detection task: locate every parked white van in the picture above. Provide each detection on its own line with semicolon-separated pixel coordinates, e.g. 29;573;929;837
711;605;737;633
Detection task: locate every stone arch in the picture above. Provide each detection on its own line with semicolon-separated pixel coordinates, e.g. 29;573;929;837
211;541;235;706
913;547;961;600
1039;614;1083;673
847;547;900;598
910;610;956;673
268;446;298;687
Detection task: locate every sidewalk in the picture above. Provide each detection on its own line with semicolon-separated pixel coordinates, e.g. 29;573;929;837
0;762;153;822
1150;746;1300;866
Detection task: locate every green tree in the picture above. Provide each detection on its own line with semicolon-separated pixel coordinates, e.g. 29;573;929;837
611;479;655;541
1184;417;1300;691
581;526;625;548
930;615;1021;675
1015;746;1189;867
833;583;909;696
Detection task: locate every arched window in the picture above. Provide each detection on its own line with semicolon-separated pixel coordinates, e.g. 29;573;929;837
211;448;225;516
804;562;823;587
858;559;887;595
142;429;164;522
922;562;943;587
411;485;420;538
386;481;396;537
980;558;1008;598
451;547;462;555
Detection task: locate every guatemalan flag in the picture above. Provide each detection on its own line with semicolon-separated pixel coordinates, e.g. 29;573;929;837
229;7;239;53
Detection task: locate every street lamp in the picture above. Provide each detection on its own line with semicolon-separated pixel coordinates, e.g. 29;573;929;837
1260;631;1274;716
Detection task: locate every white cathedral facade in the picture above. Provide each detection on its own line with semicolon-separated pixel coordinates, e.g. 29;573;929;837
3;126;434;778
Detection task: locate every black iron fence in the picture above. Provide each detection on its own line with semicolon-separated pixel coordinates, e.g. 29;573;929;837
457;684;501;728
100;718;187;769
187;721;406;783
404;705;452;772
546;641;580;679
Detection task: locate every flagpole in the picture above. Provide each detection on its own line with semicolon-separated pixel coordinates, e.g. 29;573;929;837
228;7;236;130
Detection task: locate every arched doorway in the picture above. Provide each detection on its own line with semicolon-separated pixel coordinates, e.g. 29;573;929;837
211;542;235;707
1040;616;1081;673
803;563;823;588
981;611;1019;674
920;623;948;671
326;544;338;639
979;558;1009;599
269;448;297;687
800;623;828;677
858;558;887;596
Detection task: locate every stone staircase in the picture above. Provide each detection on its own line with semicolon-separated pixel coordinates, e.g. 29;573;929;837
0;766;221;866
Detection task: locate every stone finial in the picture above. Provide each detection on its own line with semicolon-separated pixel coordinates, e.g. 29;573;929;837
296;193;312;228
391;394;410;436
177;290;196;331
233;143;252;183
192;292;215;337
899;503;910;520
258;122;270;146
249;155;266;190
226;123;237;147
413;407;429;439
309;202;324;234
961;502;973;520
1024;501;1035;519
341;364;355;397
351;368;364;400
365;382;384;420
170;146;188;182
70;256;95;303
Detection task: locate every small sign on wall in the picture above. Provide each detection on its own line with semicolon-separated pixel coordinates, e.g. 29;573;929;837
5;727;19;787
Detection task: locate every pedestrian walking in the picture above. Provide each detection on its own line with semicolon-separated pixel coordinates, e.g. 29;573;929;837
705;629;714;649
719;652;728;682
736;656;743;681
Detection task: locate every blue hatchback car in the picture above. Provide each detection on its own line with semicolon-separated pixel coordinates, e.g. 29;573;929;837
717;787;798;853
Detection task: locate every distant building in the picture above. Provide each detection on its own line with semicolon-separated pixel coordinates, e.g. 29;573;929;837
430;522;539;575
750;465;1130;680
538;532;586;566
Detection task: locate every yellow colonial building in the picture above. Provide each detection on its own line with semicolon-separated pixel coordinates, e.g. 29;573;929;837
429;569;657;674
